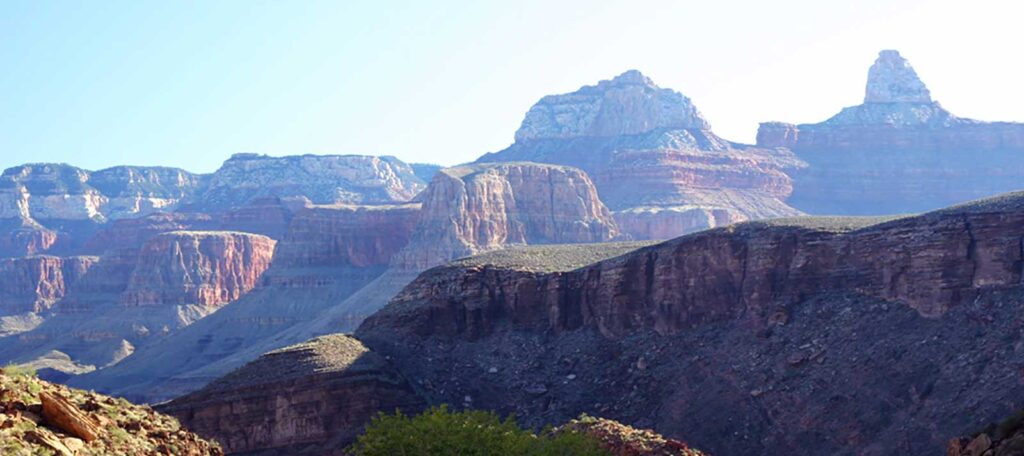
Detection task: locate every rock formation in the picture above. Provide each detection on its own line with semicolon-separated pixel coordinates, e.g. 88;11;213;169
119;231;276;308
393;162;620;270
195;153;426;209
0;163;207;256
158;335;423;455
0;256;97;333
758;50;1024;215
477;70;804;240
333;190;1024;455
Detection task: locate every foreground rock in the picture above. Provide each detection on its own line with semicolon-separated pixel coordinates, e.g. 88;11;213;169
559;416;706;456
758;50;1024;215
159;334;422;455
478;70;804;239
0;367;221;455
948;410;1024;456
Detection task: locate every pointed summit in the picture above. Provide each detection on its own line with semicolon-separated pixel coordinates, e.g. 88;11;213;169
608;69;656;86
864;50;931;103
514;71;710;142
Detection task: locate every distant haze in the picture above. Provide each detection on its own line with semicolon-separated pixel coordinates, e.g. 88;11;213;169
2;0;1022;172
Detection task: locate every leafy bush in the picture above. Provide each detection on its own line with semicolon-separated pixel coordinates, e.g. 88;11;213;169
346;405;608;456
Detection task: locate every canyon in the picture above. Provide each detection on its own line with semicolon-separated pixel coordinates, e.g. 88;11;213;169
164;190;1024;455
67;160;622;403
2;48;1024;455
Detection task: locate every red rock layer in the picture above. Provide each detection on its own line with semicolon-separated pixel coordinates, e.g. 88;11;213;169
0;256;98;314
272;204;420;270
120;231;276;308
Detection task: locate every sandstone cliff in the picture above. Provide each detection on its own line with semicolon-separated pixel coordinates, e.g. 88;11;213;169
758;50;1024;215
119;231;276;308
0;256;97;336
477;70;804;240
392;162;620;270
345;190;1024;455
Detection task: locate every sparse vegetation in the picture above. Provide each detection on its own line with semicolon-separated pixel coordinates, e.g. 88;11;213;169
346;405;609;456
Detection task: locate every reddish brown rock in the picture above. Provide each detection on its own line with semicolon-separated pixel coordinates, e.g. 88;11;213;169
392;162;620;270
81;212;218;255
120;231;276;308
159;334;423;455
219;196;309;240
272;203;420;270
0;256;97;315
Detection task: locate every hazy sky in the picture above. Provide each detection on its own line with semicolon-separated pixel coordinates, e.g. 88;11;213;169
2;0;1022;173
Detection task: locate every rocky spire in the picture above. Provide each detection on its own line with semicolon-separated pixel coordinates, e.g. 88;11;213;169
864;50;932;103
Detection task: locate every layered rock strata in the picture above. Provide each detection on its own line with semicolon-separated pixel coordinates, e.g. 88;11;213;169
346;191;1024;455
758;50;1024;215
477;70;804;239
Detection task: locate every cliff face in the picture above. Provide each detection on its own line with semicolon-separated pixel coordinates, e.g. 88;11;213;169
196;154;426;209
272;204;420;271
0;164;207;257
478;70;804;240
0;256;97;316
392;162;620;270
758;50;1024;215
350;191;1024;455
120;231;276;308
159;335;423;455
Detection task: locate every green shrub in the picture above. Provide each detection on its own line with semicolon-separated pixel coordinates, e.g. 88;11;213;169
1;363;37;378
346;405;608;456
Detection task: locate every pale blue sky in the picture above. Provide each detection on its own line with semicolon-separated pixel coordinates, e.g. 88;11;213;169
2;0;1022;173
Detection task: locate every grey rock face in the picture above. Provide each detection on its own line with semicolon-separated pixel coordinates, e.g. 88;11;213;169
196;153;426;208
864;50;932;103
514;70;711;142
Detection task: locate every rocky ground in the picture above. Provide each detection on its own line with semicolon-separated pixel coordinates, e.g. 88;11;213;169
558;415;707;456
0;365;221;455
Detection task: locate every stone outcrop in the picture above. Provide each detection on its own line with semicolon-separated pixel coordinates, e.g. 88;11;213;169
196;153;426;209
219;196;307;240
758;50;1024;215
558;416;706;456
948;411;1024;456
345;190;1024;455
392;162;620;270
159;334;423;455
478;70;804;240
0;368;222;455
120;231;276;308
